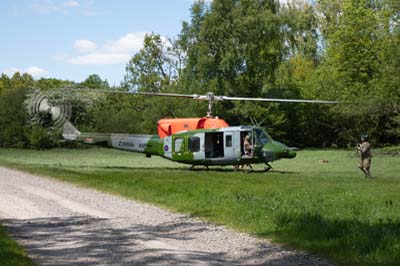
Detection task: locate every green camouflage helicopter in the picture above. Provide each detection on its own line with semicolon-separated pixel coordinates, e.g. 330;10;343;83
56;91;337;171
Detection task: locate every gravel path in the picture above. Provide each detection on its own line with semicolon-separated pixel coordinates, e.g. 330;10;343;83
0;166;331;265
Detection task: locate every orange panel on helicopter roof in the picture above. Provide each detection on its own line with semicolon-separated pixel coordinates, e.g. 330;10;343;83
198;117;229;129
157;117;229;138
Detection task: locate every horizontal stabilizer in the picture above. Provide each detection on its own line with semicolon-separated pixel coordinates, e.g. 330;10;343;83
62;122;80;140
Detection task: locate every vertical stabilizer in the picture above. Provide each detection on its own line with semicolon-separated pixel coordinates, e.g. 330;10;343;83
62;122;81;140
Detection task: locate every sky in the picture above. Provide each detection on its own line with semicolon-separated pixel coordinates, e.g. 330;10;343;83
0;0;196;86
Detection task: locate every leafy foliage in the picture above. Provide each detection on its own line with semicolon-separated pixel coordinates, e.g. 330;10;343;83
312;0;400;146
80;74;110;89
124;33;182;92
26;124;60;149
0;86;29;148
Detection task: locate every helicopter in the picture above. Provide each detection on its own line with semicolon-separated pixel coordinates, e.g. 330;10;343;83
57;90;338;171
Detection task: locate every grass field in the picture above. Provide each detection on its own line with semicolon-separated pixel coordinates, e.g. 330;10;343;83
0;147;399;266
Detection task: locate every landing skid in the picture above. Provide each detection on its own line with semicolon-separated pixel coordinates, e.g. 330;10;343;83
234;163;254;173
189;163;272;173
234;163;272;173
264;163;272;172
190;165;209;171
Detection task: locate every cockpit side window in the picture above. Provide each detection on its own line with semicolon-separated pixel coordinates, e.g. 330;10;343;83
174;137;184;152
188;136;200;152
254;128;270;145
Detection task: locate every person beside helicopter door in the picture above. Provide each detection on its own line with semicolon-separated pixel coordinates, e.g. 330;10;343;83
243;135;253;158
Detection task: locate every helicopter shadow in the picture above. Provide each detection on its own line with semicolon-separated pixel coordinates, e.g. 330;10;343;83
34;163;297;174
57;165;188;172
269;169;297;175
93;165;237;173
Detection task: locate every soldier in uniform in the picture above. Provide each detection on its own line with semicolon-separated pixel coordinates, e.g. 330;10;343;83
357;134;372;178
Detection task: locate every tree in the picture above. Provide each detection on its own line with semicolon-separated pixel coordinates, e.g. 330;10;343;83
0;87;29;148
35;78;75;90
280;0;320;62
370;0;400;144
124;33;182;92
0;74;11;96
274;1;325;145
122;33;192;134
10;72;34;89
180;0;282;97
80;74;109;89
308;0;400;145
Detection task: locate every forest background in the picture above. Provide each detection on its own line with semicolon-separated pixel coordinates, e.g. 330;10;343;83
0;0;399;149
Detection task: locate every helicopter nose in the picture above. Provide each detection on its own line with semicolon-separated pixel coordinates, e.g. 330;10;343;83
286;149;296;158
266;141;296;160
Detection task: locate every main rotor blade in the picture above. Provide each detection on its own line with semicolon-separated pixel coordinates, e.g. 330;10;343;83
68;88;200;99
68;88;339;104
221;96;339;104
137;91;201;99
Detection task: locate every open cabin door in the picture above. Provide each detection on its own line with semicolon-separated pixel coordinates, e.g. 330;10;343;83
204;131;236;161
205;132;224;159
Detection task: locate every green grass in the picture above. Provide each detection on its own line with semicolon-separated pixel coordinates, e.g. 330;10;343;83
0;147;399;266
0;224;35;266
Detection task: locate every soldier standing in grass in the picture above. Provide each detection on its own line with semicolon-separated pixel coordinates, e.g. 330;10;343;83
357;134;372;178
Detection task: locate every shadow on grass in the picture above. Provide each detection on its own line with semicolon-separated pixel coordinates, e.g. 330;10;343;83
24;163;227;172
269;169;297;175
2;216;329;266
79;165;298;174
261;212;400;266
24;163;285;173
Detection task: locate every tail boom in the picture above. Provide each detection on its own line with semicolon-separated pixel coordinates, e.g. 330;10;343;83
62;122;163;155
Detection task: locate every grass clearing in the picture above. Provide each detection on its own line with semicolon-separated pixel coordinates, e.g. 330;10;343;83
0;147;399;266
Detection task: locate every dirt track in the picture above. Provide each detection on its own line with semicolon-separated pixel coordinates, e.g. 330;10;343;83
0;166;331;265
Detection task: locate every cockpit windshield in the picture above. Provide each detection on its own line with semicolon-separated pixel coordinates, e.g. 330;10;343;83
254;128;270;145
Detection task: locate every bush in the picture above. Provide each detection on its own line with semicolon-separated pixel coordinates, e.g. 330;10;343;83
25;125;59;149
0;87;29;148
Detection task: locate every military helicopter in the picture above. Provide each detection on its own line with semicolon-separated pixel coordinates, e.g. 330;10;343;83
57;90;338;171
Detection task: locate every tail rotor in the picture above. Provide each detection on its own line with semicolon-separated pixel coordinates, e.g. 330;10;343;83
26;89;72;128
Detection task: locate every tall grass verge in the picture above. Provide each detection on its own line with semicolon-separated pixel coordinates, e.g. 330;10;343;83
0;224;34;266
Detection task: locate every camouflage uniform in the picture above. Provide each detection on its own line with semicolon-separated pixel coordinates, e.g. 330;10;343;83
357;141;372;178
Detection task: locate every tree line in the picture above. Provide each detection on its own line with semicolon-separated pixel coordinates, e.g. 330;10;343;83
0;0;399;149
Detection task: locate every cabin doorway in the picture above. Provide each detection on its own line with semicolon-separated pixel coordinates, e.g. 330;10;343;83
205;132;224;158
